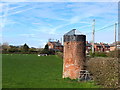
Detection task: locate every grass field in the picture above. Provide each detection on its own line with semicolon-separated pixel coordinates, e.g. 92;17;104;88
2;54;100;88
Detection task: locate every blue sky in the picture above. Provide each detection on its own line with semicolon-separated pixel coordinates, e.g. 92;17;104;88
0;2;118;48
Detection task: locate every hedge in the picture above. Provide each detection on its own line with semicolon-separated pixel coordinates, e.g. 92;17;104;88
86;57;119;88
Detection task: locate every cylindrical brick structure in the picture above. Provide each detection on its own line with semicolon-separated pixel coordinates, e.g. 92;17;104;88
63;29;86;79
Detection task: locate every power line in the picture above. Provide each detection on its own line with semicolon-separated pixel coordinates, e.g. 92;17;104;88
86;23;115;35
96;24;115;32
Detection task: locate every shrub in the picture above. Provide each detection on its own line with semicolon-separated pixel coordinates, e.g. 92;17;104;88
94;52;107;57
55;52;63;59
86;57;119;88
89;52;95;57
49;49;55;55
89;52;107;57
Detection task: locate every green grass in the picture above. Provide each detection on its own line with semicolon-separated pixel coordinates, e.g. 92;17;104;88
2;54;100;88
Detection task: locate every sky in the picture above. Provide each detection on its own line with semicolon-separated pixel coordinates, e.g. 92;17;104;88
0;2;118;48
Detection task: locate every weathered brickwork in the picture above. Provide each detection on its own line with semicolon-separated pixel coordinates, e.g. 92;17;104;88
63;41;86;79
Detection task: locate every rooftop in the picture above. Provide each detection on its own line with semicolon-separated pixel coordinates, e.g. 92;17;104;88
49;41;63;47
64;29;84;35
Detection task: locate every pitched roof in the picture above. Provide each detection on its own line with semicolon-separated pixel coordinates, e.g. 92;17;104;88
49;42;63;47
64;29;84;35
94;43;102;46
102;44;110;47
86;43;92;47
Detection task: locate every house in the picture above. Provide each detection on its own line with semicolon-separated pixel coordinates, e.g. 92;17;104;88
100;43;110;52
94;43;103;52
94;43;110;52
110;44;116;51
47;40;63;52
110;41;120;51
110;44;120;51
86;42;110;53
117;45;120;50
47;39;118;53
86;41;92;53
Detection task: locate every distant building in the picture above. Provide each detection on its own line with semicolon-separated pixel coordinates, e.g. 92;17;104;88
86;41;92;53
110;42;120;51
100;43;110;52
47;39;119;53
86;42;111;53
117;45;120;50
110;44;116;51
94;43;103;52
47;40;63;52
110;44;120;51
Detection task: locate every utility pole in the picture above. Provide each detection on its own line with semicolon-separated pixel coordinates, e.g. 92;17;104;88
114;23;117;58
92;19;95;53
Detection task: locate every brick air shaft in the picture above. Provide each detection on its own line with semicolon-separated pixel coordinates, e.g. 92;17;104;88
63;29;86;79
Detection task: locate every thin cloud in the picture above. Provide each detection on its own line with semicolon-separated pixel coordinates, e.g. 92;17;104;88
19;34;36;38
0;3;9;28
2;2;118;48
1;7;35;17
7;4;27;11
33;20;91;36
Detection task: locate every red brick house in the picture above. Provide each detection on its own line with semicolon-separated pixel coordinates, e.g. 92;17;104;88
47;40;63;52
47;40;116;53
100;43;110;52
110;41;120;51
86;41;110;53
94;43;103;52
110;45;115;51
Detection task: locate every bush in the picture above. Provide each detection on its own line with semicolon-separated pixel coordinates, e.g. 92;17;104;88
86;57;119;88
89;52;107;57
89;52;95;57
55;52;63;59
40;49;49;54
49;49;55;55
94;52;107;57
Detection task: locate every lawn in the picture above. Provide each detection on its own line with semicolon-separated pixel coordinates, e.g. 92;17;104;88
2;54;100;88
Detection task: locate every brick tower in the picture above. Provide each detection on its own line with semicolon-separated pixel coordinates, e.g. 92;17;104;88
63;29;86;79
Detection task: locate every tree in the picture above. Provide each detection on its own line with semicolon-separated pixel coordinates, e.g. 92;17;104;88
8;45;19;53
37;48;43;53
2;42;10;53
29;47;37;53
41;44;49;54
44;44;49;50
22;43;29;53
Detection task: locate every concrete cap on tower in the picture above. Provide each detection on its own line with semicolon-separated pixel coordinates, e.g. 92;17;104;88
64;29;86;42
64;29;84;35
